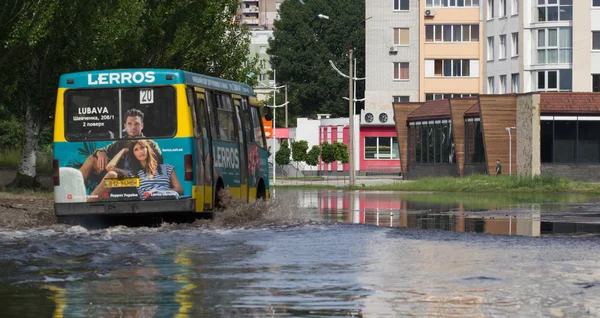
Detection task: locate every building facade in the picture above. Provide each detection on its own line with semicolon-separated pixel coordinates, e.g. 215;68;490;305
237;0;283;31
484;0;598;94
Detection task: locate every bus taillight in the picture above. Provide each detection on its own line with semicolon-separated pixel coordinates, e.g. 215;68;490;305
53;159;60;186
184;154;193;181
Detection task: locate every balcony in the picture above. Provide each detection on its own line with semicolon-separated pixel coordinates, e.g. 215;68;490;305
243;7;259;13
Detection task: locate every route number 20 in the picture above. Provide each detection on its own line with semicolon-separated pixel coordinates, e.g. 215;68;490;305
140;89;154;104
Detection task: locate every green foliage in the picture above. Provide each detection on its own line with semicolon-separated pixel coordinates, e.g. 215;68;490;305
355;174;600;193
305;145;321;166
332;141;349;163
0;0;259;182
269;0;366;119
320;141;336;164
291;140;309;162
0;148;53;174
275;139;291;166
0;119;24;149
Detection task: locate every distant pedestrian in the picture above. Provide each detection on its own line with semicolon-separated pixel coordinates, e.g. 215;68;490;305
496;159;502;176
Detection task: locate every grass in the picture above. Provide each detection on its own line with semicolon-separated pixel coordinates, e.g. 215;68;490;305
271;184;339;190
353;174;600;194
0;148;53;174
392;192;596;210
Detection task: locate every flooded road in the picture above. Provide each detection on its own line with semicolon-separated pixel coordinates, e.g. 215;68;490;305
1;189;600;317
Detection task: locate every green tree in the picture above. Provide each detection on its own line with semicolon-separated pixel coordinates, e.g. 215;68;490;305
332;141;349;164
275;139;291;166
305;145;321;167
0;0;258;188
268;0;365;120
320;141;336;165
291;140;309;162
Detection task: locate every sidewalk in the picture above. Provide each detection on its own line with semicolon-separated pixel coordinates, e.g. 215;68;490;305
270;175;408;187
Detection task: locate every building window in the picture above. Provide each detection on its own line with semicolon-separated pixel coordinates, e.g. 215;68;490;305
426;0;480;7
541;118;600;163
537;0;572;22
432;59;472;77
511;32;519;56
595;0;600;7
394;62;409;80
488;76;495;93
499;34;506;59
499;75;507;94
537;69;572;91
408;120;455;164
465;118;485;163
487;36;494;60
425;24;480;43
365;137;399;160
425;93;477;101
393;96;410;102
488;0;495;19
394;28;410;45
500;0;506;17
511;73;519;93
593;31;600;50
537;27;572;64
394;0;409;10
594;75;600;92
512;0;519;14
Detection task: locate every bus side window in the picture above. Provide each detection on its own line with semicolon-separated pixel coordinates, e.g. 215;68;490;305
241;98;254;143
205;91;219;140
251;107;266;148
214;93;236;142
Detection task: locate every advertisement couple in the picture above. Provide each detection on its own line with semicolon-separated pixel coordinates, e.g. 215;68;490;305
79;108;183;202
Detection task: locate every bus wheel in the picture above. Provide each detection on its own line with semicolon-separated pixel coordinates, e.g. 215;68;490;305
256;180;266;200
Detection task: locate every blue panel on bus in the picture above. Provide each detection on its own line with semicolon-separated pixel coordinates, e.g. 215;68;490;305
59;69;186;88
59;69;256;97
53;138;194;203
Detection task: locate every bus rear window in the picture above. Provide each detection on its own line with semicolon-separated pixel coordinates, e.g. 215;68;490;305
65;87;176;141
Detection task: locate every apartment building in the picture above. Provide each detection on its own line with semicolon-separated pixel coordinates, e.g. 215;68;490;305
420;0;483;101
365;1;483;106
237;0;283;30
484;0;598;93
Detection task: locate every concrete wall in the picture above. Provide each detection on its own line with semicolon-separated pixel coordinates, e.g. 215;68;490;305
541;165;600;182
483;0;521;93
365;0;420;108
516;93;541;177
404;164;458;179
573;0;592;91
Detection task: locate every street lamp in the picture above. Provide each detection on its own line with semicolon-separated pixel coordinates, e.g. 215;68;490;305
505;127;516;175
318;14;371;187
265;69;289;186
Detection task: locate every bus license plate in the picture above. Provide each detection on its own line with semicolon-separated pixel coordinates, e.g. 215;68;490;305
104;178;139;188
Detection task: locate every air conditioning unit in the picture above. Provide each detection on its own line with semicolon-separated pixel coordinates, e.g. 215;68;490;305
361;110;395;126
389;46;398;53
425;9;435;17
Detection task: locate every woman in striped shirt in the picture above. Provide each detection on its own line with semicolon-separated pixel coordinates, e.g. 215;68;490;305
129;140;183;200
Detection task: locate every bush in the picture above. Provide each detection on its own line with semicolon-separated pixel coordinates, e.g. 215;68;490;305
0;119;24;149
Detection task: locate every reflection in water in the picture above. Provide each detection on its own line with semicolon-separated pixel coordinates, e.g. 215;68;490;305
2;190;600;317
291;189;600;237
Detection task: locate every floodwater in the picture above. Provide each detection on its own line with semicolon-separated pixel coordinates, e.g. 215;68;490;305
1;189;600;317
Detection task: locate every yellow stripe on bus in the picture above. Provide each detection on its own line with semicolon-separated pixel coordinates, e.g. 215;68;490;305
54;88;67;142
174;84;193;138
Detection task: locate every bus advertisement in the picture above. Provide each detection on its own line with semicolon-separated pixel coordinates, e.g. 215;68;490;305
53;69;270;217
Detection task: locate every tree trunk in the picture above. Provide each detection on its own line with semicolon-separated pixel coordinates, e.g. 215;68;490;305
8;103;42;189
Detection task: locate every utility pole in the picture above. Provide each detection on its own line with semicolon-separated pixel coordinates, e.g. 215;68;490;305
348;47;355;187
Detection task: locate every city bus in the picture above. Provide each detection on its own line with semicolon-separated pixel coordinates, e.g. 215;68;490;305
53;69;270;218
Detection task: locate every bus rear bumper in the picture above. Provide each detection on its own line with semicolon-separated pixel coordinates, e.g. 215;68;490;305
54;199;196;216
